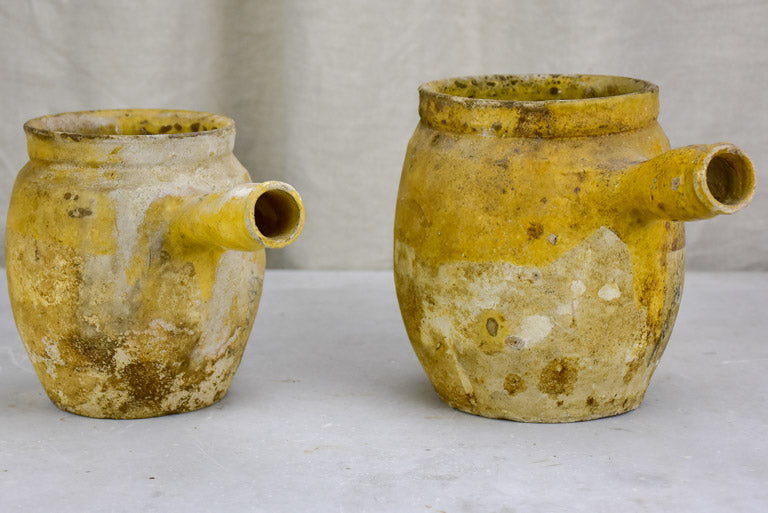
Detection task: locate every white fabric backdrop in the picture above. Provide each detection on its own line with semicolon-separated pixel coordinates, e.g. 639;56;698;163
1;0;766;269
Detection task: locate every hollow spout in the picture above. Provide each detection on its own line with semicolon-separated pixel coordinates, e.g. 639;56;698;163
169;181;304;251
619;144;755;221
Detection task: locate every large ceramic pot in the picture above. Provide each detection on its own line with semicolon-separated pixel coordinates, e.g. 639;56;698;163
6;109;304;419
394;75;755;422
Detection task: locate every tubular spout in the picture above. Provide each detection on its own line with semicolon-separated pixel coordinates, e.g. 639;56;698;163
621;144;755;221
169;181;304;251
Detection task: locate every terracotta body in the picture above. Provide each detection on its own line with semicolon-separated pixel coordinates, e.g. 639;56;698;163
6;110;304;419
394;75;755;422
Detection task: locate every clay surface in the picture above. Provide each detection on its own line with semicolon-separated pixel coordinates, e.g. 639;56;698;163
394;75;754;422
6;110;304;418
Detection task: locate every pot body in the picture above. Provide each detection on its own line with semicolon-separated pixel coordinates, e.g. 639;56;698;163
394;75;686;422
6;110;279;418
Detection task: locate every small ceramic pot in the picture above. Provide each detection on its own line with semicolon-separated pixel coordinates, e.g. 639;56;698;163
6;109;305;419
394;75;755;422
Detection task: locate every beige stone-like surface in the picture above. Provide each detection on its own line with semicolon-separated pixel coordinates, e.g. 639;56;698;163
2;270;767;511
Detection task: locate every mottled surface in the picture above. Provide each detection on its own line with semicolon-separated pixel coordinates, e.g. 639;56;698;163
5;110;303;418
396;228;683;422
394;75;752;422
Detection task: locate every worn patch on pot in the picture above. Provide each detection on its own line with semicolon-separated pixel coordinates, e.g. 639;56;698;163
394;226;670;421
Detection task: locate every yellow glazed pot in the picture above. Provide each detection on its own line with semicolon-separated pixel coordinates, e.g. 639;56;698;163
6;109;305;419
394;75;755;422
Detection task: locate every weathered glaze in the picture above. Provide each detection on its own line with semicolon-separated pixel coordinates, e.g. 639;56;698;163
6;109;304;419
394;75;755;422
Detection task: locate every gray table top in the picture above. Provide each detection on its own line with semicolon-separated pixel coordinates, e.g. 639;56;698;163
1;269;766;512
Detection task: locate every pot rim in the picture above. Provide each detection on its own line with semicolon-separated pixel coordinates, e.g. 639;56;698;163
419;74;657;105
23;109;235;141
418;74;660;138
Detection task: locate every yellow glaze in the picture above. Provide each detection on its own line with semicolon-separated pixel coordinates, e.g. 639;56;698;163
394;75;755;422
6;109;304;419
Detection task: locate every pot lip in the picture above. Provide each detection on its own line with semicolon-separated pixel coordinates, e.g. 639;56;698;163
419;73;658;106
23;108;235;141
417;74;660;138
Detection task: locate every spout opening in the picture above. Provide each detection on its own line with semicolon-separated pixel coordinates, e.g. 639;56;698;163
253;189;303;247
702;149;755;213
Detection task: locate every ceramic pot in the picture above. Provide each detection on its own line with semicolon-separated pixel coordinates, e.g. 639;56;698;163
394;75;755;422
6;109;304;419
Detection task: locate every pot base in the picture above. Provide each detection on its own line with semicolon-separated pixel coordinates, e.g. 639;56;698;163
46;389;231;420
437;388;645;423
